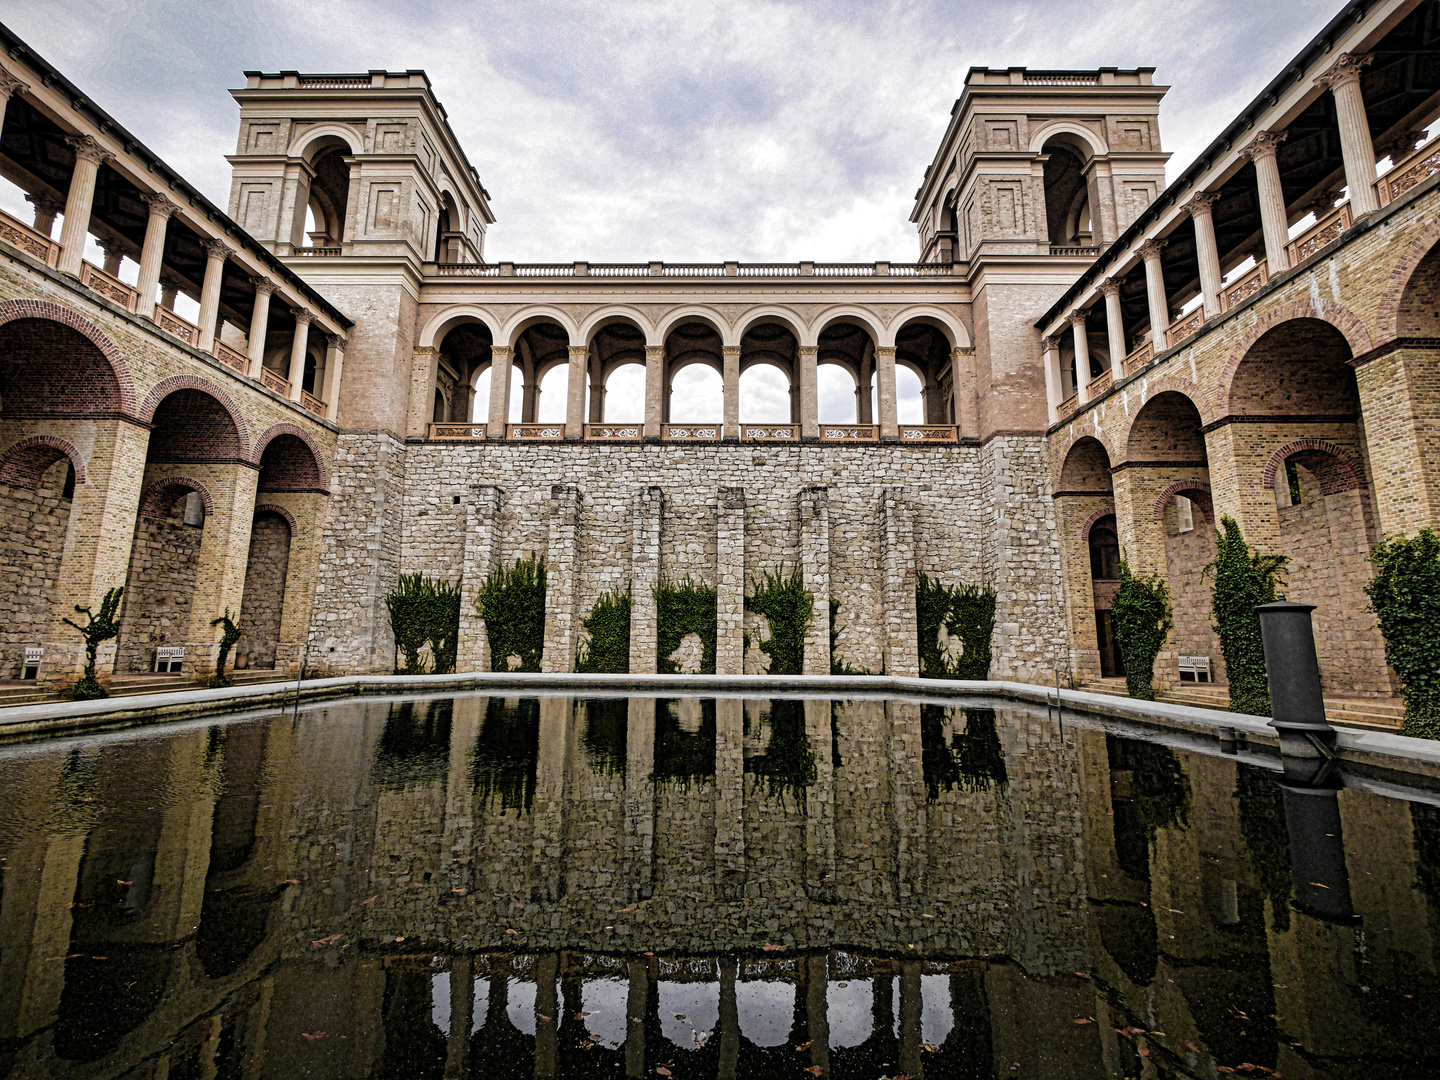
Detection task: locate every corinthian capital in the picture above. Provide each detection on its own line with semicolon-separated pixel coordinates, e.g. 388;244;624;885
202;237;235;261
0;68;29;96
143;192;180;219
1187;190;1219;218
1317;52;1372;91
1068;309;1089;328
66;134;113;165
292;308;315;326
1243;129;1287;161
1099;277;1122;298
1139;237;1167;261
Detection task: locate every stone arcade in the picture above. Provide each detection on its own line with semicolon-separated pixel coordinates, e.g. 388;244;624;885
0;0;1437;697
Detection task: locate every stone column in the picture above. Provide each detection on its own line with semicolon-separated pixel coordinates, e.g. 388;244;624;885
320;334;345;420
286;311;312;403
798;344;819;439
715;487;745;675
714;697;746;900
531;702;569;902
135;194;177;319
625;958;649;1077
25;194;63;238
98;240;123;277
565;344;588;440
799;486;831;675
160;281;178;311
541;485;581;673
196;239;232;353
246;280;276;377
1140;238;1170;346
718;958;740;1079
1246;130;1291;272
644;345;665;439
57;136;112;277
804;698;836;899
486;345;513;438
880;487;919;676
858;346;874;424
458;485;502;671
589;350;605;422
1188;191;1223;318
1070;310;1092;405
951;346;978;438
888;700;927;897
1319;54;1379;216
184;465;260;676
629;486;663;673
876;344;899;439
804;955;831;1076
623;698;655;901
1101;279;1126;381
0;69;28;144
721;345;741;439
1042;335;1063;423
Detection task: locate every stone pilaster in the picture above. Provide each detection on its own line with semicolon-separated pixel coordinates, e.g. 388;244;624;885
715;487;745;675
798;344;819;438
531;698;569;901
644;345;664;439
565;345;588;440
457;485;502;672
952;346;978;438
541;484;581;673
888;700;927;898
880;486;919;677
487;345;513;439
628;486;662;673
722;345;741;440
623;698;655;901
876;345;899;439
804;698;836;900
799;486;831;675
714;697;746;900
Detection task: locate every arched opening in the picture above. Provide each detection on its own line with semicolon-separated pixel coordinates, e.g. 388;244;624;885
257;433;323;493
1041;135;1092;247
435;322;493;425
1397;239;1440;336
817;322;876;425
512;321;569;424
664;321;724;423
1059;436;1120;681
601;364;646;423
818;363;860;422
896;363;925;424
894;321;954;424
1087;515;1124;678
303;141;351;247
738;320;798;424
589;320;647;422
1228;319;1359;418
471;365;524;424
434;192;460;262
236;510;291;671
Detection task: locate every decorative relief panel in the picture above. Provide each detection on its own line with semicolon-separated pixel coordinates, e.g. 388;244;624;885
985;120;1019;150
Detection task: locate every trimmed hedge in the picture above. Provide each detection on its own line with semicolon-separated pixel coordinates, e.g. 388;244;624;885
477;558;546;673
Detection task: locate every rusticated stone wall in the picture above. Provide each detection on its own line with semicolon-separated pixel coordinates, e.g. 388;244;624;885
238;511;291;670
115;495;202;674
0;459;71;677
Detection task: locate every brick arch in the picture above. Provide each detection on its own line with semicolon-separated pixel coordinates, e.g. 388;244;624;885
1057;432;1116;493
1215;299;1373;413
1117;382;1211;466
1151;479;1214;523
254;423;329;493
253;502;299;538
138;475;214;519
1376;217;1440;339
0;298;138;416
139;375;251;458
1260;439;1366;494
1081;505;1118;541
0;435;87;489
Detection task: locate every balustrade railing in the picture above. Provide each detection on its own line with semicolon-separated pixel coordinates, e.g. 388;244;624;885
1087;371;1113;398
1056;393;1079;421
429;423;487;441
661;424;721;442
508;423;565;440
0;208;60;267
741;424;798;441
1122;341;1154;376
898;425;958;442
155;305;198;346
79;262;140;312
1286;202;1353;266
1166;307;1204;348
584;424;643;441
1378;137;1440;206
213;339;249;374
300;390;326;417
432;261;960;280
295;246;342;256
1220;259;1269;311
259;367;291;396
1050;246;1101;256
819;424;879;442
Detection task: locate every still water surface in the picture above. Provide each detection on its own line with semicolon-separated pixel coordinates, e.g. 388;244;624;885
0;694;1438;1079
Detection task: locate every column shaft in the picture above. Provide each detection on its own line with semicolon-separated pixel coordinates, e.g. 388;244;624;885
320;335;345;420
541;485;581;673
487;346;513;438
721;345;741;439
1102;282;1126;380
799;487;831;675
876;345;899;438
0;74;27;146
1042;336;1062;423
1248;132;1291;271
286;313;312;403
798;344;819;438
245;282;275;376
1070;312;1092;404
644;345;664;439
196;240;231;353
1323;56;1379;216
135;195;177;319
565;344;588;439
57;138;111;277
1141;239;1170;345
1189;192;1223;318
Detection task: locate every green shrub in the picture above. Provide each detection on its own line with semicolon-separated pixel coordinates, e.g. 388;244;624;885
1111;558;1172;701
916;573;996;679
746;568;812;676
576;587;632;674
1365;529;1440;738
921;705;1008;798
208;609;242;688
1207;517;1286;717
63;586;123;700
477;558;546;672
656;578;717;674
745;699;816;801
386;574;463;674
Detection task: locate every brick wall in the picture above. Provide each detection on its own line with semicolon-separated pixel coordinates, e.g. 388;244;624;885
116;494;203;673
238;511;291;670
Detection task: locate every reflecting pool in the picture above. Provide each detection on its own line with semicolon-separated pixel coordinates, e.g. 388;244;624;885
1;694;1438;1078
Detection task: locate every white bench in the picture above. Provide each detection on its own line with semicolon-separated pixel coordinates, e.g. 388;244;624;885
22;646;42;680
1178;655;1212;683
155;646;185;674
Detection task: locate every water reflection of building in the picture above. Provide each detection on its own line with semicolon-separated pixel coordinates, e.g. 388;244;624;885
1;696;1439;1077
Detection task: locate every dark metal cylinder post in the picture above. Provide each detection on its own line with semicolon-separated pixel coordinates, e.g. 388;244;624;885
1256;598;1334;753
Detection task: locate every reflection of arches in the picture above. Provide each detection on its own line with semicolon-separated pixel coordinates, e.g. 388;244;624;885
0;302;136;415
1260;439;1364;494
0;435;85;488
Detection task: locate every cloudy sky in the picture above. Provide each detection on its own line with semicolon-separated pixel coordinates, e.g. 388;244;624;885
0;0;1338;421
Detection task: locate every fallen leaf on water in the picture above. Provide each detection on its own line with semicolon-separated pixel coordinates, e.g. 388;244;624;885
1074;972;1091;979
1228;1008;1250;1021
1308;882;1331;889
762;944;784;952
538;1014;553;1024
302;1032;328;1041
281;879;301;885
794;1040;812;1051
575;1011;592;1019
837;982;848;988
924;1043;938;1052
505;929;518;935
807;1068;825;1076
90;956;107;960
656;1069;672;1077
1138;1045;1150;1057
394;936;405;942
361;895;378;905
1219;1069;1236;1075
619;907;638;914
1073;1018;1093;1025
116;880;132;885
675;1013;687;1021
1186;1041;1201;1053
452;887;468;895
311;934;343;948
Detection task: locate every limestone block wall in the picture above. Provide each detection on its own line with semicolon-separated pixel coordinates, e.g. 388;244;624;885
237;511;291;670
115;499;202;673
326;440;1069;680
0;462;71;677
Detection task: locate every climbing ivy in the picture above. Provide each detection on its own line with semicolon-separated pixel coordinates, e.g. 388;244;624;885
209;609;242;689
656;578;717;674
1365;529;1440;739
745;699;816;801
385;574;462;675
63;585;124;700
746;568;812;676
477;557;547;673
916;573;997;679
828;598;876;675
580;697;629;775
471;697;540;813
1235;763;1293;931
921;705;1008;799
575;586;632;674
1207;517;1286;717
1112;557;1173;702
653;699;716;786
